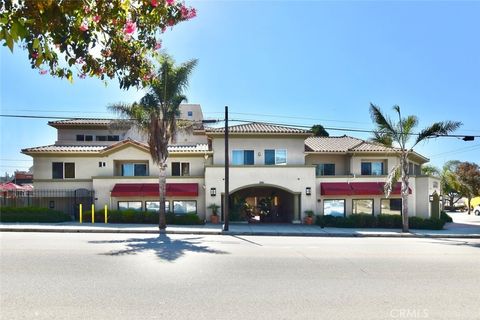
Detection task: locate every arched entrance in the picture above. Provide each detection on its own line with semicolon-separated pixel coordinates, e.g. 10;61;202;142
226;185;299;223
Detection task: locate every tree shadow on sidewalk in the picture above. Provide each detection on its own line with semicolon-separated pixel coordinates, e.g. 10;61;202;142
89;234;228;262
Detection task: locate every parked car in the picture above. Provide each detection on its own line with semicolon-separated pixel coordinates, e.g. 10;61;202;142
474;205;480;216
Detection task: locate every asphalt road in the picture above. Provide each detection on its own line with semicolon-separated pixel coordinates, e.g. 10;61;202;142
1;232;479;320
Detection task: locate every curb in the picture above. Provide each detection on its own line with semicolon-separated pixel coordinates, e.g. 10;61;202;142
1;228;479;238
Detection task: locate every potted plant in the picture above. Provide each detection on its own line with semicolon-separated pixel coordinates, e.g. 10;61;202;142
208;203;220;224
304;210;314;225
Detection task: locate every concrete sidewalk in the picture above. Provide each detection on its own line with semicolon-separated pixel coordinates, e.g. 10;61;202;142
1;221;479;238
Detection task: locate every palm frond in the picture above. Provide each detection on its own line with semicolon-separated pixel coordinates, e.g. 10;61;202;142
384;164;400;197
370;131;393;147
414;121;462;147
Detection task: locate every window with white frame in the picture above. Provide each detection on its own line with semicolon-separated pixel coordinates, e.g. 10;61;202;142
381;199;402;215
352;199;374;215
145;201;170;212
232;150;254;165
264;149;287;165
173;201;197;215
323;199;345;217
361;161;384;175
118;201;142;211
52;162;75;179
172;162;190;176
121;163;148;176
316;163;335;176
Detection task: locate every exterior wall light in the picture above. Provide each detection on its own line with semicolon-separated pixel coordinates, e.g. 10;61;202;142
210;188;216;197
306;187;311;196
429;195;433;202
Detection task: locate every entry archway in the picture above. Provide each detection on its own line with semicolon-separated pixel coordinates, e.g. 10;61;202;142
227;184;299;223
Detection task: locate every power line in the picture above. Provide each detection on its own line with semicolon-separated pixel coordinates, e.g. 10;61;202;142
1;113;479;139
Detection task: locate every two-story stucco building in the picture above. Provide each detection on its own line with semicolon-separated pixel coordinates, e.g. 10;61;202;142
22;104;441;223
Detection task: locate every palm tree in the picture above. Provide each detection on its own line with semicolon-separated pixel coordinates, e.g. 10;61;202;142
370;103;461;232
110;54;197;231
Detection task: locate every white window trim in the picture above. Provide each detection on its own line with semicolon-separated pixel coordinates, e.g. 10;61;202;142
265;149;288;165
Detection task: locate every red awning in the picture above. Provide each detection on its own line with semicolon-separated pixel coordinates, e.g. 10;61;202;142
320;183;353;196
321;182;411;196
111;183;198;197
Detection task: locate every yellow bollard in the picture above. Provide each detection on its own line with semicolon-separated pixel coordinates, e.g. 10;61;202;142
91;204;95;224
104;205;108;224
79;204;83;224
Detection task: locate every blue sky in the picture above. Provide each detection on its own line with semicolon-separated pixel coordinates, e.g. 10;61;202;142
1;0;479;175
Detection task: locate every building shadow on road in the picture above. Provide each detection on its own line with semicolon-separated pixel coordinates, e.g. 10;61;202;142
89;234;228;262
426;238;480;249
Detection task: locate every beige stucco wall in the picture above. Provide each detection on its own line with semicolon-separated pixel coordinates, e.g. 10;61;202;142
31;145;209;181
305;154;349;175
205;165;317;221
415;176;441;218
56;128;127;145
211;136;306;165
350;154;401;176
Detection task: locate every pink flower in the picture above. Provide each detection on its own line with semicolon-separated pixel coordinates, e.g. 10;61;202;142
180;6;196;20
92;15;101;23
39;69;48;75
154;41;162;50
78;73;86;79
83;5;91;13
143;74;151;81
80;21;89;32
167;19;175;27
31;52;38;59
161;27;166;33
181;5;188;18
151;0;158;7
166;0;174;5
123;20;136;35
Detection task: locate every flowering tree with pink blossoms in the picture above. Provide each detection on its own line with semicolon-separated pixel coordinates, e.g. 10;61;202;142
0;0;196;89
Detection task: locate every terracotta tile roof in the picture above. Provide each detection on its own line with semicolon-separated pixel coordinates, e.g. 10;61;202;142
305;135;364;152
22;145;108;153
48;119;114;127
206;122;310;134
350;141;398;152
168;144;209;152
22;140;210;154
305;135;399;153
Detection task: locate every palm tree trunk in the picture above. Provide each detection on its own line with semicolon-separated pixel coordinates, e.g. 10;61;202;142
401;154;410;232
158;162;167;231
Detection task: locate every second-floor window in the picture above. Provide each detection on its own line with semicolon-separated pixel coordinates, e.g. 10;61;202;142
361;161;384;175
52;162;75;179
232;150;254;165
76;135;93;141
316;163;335;176
172;162;190;176
96;135;120;142
264;149;287;165
121;163;147;176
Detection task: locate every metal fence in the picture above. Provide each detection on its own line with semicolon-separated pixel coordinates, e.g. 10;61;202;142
0;189;95;216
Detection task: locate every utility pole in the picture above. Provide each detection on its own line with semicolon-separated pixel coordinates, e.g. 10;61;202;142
223;106;229;231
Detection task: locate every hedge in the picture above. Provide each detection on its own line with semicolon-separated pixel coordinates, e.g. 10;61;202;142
0;207;72;222
316;214;445;230
440;211;453;223
81;209;204;225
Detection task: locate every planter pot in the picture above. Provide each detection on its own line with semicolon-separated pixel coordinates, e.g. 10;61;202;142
304;216;314;225
211;214;219;224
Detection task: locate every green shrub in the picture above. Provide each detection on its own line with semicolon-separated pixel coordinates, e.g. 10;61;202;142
0;206;72;222
409;217;445;230
440;211;453;223
78;209;204;225
316;213;443;230
377;214;403;228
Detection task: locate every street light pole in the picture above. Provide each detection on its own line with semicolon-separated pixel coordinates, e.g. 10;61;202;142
223;105;229;231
